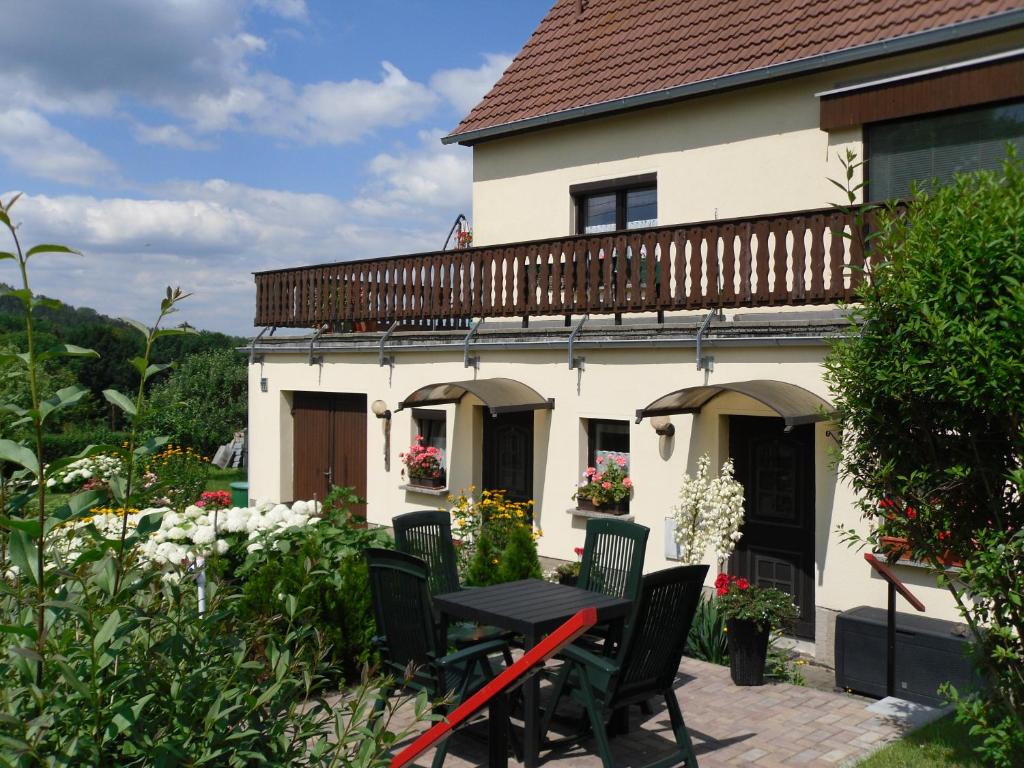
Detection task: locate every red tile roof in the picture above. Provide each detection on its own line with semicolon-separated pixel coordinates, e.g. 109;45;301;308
445;0;1024;144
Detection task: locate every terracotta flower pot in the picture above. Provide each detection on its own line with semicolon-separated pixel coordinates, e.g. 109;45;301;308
878;536;962;567
726;618;770;686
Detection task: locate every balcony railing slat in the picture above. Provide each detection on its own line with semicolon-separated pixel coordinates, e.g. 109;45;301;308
253;206;867;327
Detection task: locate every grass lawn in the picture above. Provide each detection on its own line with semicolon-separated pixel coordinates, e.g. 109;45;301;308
855;716;981;767
205;467;246;493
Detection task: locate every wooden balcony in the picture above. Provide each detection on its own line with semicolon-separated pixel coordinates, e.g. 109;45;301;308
253;206;869;329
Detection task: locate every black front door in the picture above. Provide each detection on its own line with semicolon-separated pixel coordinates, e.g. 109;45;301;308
483;410;534;504
729;416;816;639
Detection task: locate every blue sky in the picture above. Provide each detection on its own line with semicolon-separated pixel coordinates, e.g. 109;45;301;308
0;0;551;335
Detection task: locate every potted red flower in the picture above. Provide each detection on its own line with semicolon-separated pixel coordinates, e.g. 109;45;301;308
715;574;797;686
400;435;446;489
554;546;585;586
574;453;633;514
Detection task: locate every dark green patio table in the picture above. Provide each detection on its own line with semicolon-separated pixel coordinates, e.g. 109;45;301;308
434;578;632;768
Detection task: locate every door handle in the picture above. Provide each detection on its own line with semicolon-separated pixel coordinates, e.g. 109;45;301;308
324;467;333;485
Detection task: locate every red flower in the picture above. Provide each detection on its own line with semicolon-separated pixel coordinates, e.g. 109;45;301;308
573;546;584;558
906;507;917;520
714;573;729;589
736;578;750;591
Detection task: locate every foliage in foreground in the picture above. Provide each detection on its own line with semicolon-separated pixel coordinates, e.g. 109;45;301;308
0;197;427;765
825;153;1024;767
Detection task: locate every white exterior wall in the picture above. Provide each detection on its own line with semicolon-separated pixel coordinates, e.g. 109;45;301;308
249;342;965;639
471;31;1024;245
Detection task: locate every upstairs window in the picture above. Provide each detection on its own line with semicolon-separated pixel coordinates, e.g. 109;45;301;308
572;174;657;234
868;100;1024;201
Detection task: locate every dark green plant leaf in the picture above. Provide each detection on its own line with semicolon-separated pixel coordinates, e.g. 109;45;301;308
25;243;80;258
102;389;137;417
0;439;39;475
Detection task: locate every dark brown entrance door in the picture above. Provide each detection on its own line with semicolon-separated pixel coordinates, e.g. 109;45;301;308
729;416;816;639
292;392;367;517
482;410;534;504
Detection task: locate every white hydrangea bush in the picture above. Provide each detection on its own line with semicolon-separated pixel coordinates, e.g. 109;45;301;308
46;499;322;576
46;453;124;491
672;453;746;565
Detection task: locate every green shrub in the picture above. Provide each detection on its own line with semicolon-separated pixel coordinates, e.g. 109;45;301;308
825;151;1024;767
496;524;542;583
141;347;247;456
235;499;391;681
40;425;131;460
142;443;210;511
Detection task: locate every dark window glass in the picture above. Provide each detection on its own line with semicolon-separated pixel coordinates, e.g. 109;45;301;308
413;410;446;459
587;419;630;468
583;193;617;233
577;184;657;233
868;100;1024;201
626;187;658;228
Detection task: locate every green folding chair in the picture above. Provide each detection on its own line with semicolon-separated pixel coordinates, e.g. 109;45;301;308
541;564;709;768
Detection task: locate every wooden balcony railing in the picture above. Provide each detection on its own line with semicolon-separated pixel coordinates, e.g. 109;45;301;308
253;206;869;328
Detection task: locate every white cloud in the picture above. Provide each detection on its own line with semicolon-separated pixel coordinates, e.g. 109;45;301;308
1;145;471;334
354;130;472;219
0;110;116;185
133;123;215;151
431;53;512;117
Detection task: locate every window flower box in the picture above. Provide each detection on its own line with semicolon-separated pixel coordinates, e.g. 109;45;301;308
407;470;447;490
576;497;630;515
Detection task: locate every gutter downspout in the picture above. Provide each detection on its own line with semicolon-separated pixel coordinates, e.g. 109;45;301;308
378;320;400;367
568;314;588;370
463;318;483;369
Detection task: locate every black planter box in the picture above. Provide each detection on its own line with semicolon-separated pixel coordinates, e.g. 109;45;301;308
834;605;980;706
406;470;446;489
576;497;629;515
727;618;770;686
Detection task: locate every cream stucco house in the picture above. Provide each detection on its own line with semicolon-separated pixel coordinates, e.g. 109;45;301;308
248;0;1024;662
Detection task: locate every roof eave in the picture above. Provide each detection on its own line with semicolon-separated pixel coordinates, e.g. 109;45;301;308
441;9;1024;147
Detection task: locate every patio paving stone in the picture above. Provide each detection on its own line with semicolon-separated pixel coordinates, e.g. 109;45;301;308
384;656;919;767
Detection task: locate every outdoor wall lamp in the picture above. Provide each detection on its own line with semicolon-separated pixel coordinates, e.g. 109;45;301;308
650;415;675;437
371;400;392;472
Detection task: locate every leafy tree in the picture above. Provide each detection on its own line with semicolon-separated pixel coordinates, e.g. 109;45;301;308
825;153;1024;766
142;347;247;455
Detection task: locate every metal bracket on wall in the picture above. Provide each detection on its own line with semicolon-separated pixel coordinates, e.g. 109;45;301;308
568;314;588;370
308;324;327;366
463;318;483;369
249;325;275;365
695;309;722;371
378;320;399;368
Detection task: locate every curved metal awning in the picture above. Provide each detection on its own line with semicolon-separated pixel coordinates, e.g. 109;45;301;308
397;377;554;416
635;380;836;427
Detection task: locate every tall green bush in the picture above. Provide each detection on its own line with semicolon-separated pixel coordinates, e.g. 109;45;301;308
142;347;247;455
235;495;391;681
825;152;1024;766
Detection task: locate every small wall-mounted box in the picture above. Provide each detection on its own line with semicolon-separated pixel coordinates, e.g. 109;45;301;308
664;517;681;561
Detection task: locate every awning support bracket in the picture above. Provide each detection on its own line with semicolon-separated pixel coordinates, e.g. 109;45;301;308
308;324;327;366
463;318;483;369
696;309;722;371
249;325;276;365
378;320;400;368
568;314;588;371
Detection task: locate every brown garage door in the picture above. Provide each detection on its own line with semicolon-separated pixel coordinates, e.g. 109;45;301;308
292;392;367;517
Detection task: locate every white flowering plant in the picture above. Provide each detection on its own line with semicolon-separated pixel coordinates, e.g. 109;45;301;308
672;453;746;565
45;499;322;582
46;453;124;492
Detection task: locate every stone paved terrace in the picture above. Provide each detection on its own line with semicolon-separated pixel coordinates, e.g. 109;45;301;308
387;657;923;768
